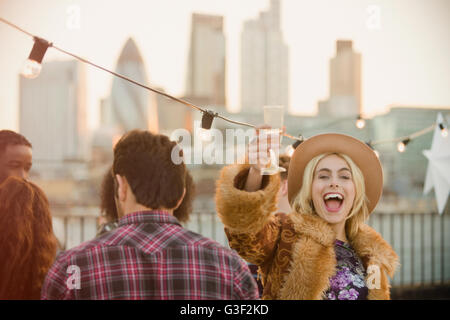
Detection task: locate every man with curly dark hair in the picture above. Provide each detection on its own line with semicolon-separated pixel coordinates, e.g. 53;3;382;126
96;165;196;236
42;130;258;300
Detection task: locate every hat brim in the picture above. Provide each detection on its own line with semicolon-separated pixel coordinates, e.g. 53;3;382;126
287;133;383;214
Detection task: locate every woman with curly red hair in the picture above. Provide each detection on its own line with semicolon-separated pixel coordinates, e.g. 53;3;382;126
0;177;57;299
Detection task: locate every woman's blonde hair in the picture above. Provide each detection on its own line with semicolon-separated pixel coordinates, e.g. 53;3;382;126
291;152;370;239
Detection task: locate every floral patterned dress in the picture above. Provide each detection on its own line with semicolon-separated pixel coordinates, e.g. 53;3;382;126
324;239;369;300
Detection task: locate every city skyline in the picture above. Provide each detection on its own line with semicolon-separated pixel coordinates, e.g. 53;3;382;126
0;0;449;131
19;60;88;163
186;12;226;107
319;40;361;117
241;0;289;113
108;37;159;133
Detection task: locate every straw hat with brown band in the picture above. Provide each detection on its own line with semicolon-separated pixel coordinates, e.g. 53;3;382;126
287;133;383;214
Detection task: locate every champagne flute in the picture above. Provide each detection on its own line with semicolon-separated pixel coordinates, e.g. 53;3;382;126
260;105;286;175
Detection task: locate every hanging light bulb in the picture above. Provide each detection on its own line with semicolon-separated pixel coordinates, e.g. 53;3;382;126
21;37;51;79
198;110;217;142
439;123;448;138
397;138;410;153
285;145;295;157
21;60;42;79
284;135;303;157
292;139;302;149
355;115;366;129
198;128;212;141
201;110;216;130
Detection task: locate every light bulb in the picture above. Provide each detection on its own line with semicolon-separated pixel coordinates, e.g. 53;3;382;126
20;37;51;79
356;118;366;129
198;128;212;142
397;142;406;153
21;59;42;79
201;110;216;130
441;127;448;138
285;145;295;157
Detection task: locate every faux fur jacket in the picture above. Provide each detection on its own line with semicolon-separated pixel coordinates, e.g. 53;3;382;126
215;164;399;300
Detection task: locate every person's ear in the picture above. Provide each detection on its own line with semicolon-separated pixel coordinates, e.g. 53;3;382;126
115;174;128;202
173;188;186;210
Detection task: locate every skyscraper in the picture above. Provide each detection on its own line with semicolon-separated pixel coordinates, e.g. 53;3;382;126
19;59;88;164
241;0;289;114
108;38;158;133
156;88;193;137
319;40;362;117
186;13;226;107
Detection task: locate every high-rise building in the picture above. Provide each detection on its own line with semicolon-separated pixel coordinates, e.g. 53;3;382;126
319;40;362;117
156;89;193;137
19;59;88;165
186;13;226;107
108;38;158;133
241;0;289;114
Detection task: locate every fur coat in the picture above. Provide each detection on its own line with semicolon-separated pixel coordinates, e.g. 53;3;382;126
215;164;399;300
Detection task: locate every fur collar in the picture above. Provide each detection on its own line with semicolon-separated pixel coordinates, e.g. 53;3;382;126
290;212;336;247
350;223;399;278
289;213;398;272
279;212;399;299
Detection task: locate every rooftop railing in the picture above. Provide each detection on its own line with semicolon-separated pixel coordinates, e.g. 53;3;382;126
52;207;449;289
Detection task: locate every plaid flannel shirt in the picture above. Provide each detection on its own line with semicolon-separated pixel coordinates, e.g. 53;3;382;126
41;210;259;300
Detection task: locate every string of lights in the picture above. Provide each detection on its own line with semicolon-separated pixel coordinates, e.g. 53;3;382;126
0;17;301;140
286;118;448;157
1;17;448;156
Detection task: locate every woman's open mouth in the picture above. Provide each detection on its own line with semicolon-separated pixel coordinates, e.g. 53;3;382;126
323;193;344;213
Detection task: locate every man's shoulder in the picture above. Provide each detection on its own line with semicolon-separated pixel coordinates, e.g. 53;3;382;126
180;229;243;262
54;225;131;264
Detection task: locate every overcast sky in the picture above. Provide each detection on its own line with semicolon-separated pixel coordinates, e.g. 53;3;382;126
0;0;449;131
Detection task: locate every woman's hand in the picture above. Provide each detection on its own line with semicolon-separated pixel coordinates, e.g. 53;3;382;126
244;125;283;192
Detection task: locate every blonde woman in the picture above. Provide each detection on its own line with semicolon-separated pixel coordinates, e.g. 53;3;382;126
216;131;399;300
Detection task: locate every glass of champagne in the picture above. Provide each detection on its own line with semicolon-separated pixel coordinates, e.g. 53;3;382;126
260;105;286;175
